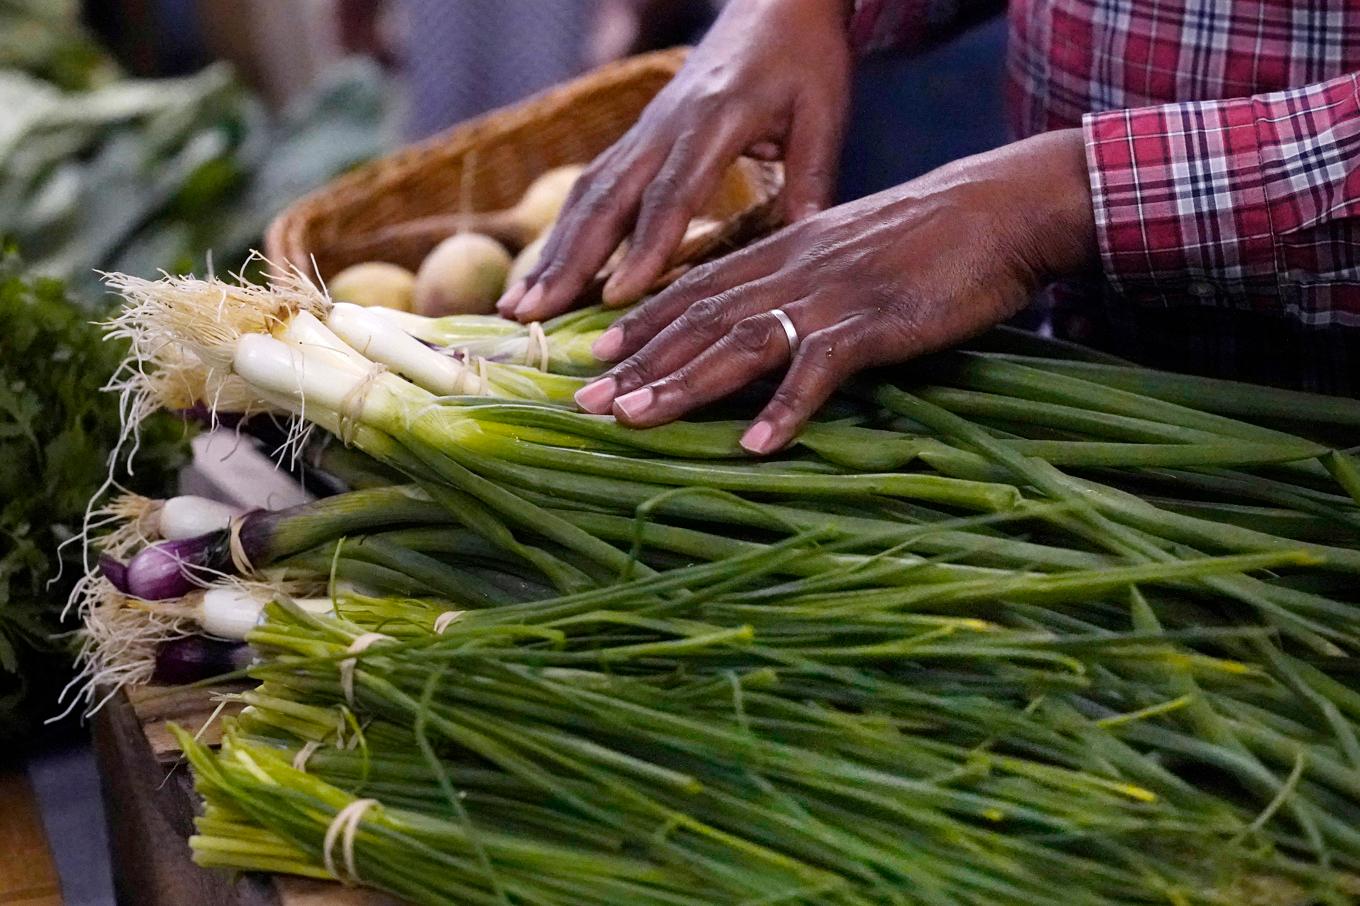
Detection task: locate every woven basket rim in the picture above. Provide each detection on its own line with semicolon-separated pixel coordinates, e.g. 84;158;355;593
265;48;692;266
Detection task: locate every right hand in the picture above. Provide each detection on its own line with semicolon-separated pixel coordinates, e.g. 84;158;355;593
498;0;855;322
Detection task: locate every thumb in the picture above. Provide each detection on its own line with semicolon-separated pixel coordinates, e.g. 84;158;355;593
779;93;846;222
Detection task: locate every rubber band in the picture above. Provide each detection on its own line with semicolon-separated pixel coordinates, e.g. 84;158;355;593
338;632;391;706
474;355;490;395
334;709;349;746
335;707;368;751
525;321;550;371
322;798;379;884
227;516;255;576
432;610;464;634
292;739;322;772
336;363;388;445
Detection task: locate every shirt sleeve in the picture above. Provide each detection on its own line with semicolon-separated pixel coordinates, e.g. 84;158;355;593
1084;71;1360;321
849;0;1003;56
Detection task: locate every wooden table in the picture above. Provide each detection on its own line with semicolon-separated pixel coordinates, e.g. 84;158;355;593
0;768;63;906
92;684;400;906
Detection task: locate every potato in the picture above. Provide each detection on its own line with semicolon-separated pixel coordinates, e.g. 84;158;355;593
327;262;416;311
506;232;548;290
413;232;512;315
513;164;584;236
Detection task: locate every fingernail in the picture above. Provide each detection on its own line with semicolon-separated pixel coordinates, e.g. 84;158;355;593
497;280;527;315
602;270;631;306
513;283;544;319
591;327;624;361
792;202;820;221
740;420;776;455
574;377;617;413
613;386;654;421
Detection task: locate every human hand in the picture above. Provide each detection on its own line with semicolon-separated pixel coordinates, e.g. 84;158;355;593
498;0;855;321
573;128;1097;454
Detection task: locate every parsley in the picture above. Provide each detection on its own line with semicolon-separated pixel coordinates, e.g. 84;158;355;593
0;250;187;736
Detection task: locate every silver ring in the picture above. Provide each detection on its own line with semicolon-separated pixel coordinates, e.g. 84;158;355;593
769;308;800;358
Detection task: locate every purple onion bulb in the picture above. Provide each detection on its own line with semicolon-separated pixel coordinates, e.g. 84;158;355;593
99;553;130;593
125;533;228;600
152;636;253;685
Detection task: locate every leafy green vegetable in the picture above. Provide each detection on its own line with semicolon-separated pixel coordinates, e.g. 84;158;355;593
0;250;186;738
0;0;118;91
0;58;392;300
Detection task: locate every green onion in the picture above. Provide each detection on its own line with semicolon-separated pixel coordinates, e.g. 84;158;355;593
83;269;1360;904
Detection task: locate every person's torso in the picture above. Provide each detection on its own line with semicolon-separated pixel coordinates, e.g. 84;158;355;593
1007;0;1360;136
1007;0;1360;392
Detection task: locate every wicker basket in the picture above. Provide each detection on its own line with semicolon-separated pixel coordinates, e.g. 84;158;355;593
265;48;784;288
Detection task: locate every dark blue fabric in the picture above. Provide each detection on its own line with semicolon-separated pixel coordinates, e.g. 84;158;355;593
838;16;1009;200
837;17;1042;326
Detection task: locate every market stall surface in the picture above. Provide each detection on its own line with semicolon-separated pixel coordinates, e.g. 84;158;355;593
10;737;112;906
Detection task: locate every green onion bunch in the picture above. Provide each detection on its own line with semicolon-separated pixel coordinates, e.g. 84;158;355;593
380;303;624;376
182;541;1360;904
82;267;1360;903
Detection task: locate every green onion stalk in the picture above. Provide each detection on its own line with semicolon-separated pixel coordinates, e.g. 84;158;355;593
70;484;583;709
97;305;1360;657
215;319;1032;586
976;352;1360;435
178;725;723;906
103;271;1360;596
174;573;1360;904
106;272;1041;586
103;269;585;407
92;267;1360;902
378;303;624;376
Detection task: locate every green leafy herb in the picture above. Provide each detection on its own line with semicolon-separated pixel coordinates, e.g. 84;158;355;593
0;249;186;737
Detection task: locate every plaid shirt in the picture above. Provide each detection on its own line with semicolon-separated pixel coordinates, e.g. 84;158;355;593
850;1;1360;392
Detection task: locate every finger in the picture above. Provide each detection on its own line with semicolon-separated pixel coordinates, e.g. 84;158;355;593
589;232;789;363
495;154;611;317
608;309;795;427
576;275;796;413
780;92;846;223
746;140;781;160
602;123;751;306
508;142;664;321
741;316;871;455
608;296;844;427
496;153;617;316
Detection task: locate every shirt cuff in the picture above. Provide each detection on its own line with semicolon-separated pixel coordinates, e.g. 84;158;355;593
1083;72;1360;309
1083;96;1276;305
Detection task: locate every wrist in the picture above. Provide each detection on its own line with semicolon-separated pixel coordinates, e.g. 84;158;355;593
924;128;1096;288
1013;128;1097;281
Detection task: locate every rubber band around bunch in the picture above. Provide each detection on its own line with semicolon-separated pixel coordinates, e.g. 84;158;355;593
322;798;380;884
433;610;465;634
227;516;255;576
337;363;389;445
339;632;392;706
525;321;550;371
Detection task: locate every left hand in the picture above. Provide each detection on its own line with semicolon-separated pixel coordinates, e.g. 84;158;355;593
573;128;1097;455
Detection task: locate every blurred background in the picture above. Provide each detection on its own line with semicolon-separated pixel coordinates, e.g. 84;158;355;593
1;2;1003;904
